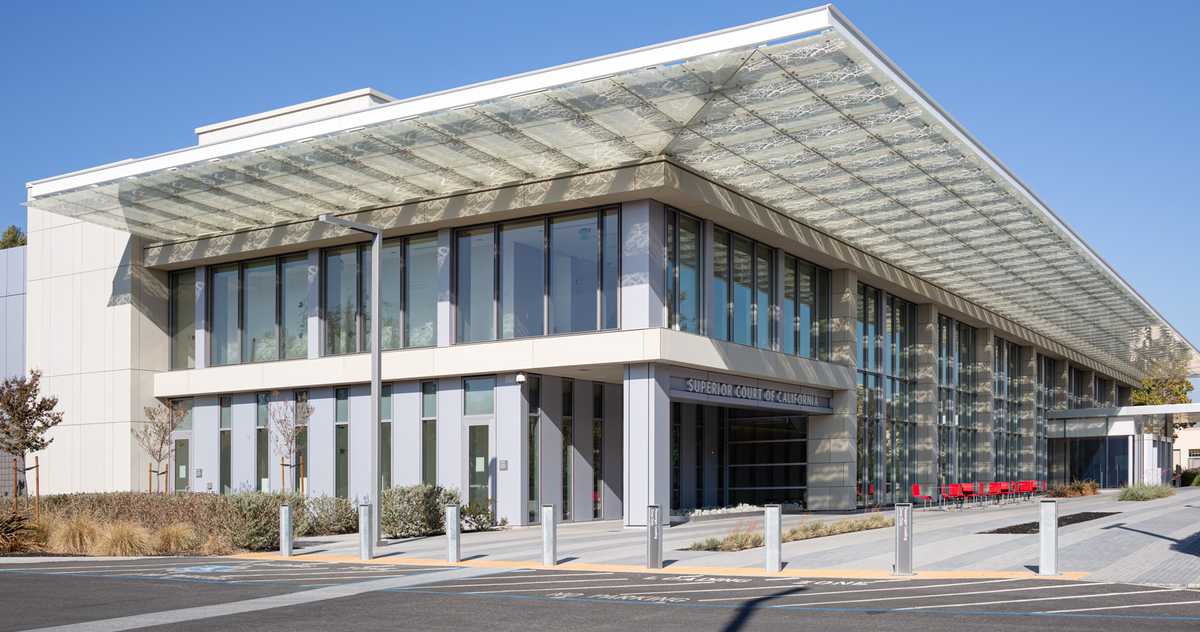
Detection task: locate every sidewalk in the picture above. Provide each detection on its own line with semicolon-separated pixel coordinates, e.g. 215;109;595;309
273;487;1200;586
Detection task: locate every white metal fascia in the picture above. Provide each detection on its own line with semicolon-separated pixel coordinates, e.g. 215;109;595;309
26;5;835;198
1047;403;1200;419
825;6;1200;361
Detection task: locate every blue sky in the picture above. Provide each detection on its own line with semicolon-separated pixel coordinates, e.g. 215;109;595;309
2;0;1197;373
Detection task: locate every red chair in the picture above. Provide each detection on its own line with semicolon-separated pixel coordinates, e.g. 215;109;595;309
961;482;979;507
911;483;933;508
1017;480;1034;501
940;483;965;509
987;481;1004;504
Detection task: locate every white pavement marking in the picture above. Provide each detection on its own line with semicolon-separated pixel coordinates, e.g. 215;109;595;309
20;566;509;632
200;568;429;579
228;574;413;583
1040;599;1200;614
457;572;614;580
685;578;1026;601
469;581;726;594
427;577;630;589
894;588;1182;611
771;582;1107;607
10;563;229;573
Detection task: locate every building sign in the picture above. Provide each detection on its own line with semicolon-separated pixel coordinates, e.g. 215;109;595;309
670;376;833;414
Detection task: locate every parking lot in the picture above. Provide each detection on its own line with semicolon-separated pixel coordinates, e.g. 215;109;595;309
2;557;1199;631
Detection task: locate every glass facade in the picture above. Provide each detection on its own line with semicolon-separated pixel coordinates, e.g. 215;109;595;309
562;378;573;521
856;285;916;507
210;264;240;366
256;392;269;491
421;381;437;486
381;383;392;490
219;396;232;494
334;387;349;498
993;337;1022;481
665;208;702;334
937;315;976;485
456;207;619;343
527;375;541;523
169;270;195;370
1036;354;1054;483
324;240;412;355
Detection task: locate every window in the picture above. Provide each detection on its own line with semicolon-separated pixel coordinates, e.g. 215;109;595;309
281;255;309;359
731;235;753;345
457;227;495;343
405;235;439;347
1036;355;1054;483
380;384;392;490
994;337;1023;481
527;375;541;523
665;209;701;334
710;229;730;341
550;212;600;334
455;208;619;344
754;245;772;349
210;265;240;366
169;270;195;370
857;286;915;507
499;220;545;339
937;316;976;486
256;393;269;491
294;390;308;494
219;396;232;494
468;425;490;507
362;243;403;351
324;247;360;355
463;376;495;416
562;378;573;521
421;382;437;486
335;387;350;498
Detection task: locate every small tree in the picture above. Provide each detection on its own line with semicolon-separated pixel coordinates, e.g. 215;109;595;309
269;392;312;493
0;370;63;498
0;226;25;250
136;401;189;492
1131;375;1194;407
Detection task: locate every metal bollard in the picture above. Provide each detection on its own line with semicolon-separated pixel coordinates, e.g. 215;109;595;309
764;504;782;573
542;505;557;566
893;503;913;576
446;504;461;563
1039;500;1057;576
359;503;373;561
279;505;293;557
646;505;663;569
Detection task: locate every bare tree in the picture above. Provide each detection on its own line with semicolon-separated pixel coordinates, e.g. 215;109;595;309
269;392;312;493
135;401;189;493
0;370;63;498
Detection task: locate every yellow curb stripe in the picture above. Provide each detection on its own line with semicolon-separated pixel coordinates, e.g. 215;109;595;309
227;552;1087;581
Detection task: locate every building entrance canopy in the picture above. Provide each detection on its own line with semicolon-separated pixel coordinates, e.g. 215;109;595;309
25;5;1195;378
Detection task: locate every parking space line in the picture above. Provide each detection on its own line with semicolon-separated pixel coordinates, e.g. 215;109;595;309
425;577;630;589
228;574;414;583
463;572;615;580
682;578;1026;601
894;588;1181;611
198;568;429;579
772;582;1108;607
6;562;228;572
469;581;727;594
1040;599;1200;614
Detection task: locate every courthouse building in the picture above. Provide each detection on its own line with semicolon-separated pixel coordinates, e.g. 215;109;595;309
23;6;1197;525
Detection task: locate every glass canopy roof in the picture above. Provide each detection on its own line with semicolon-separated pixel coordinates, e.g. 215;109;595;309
25;7;1195;378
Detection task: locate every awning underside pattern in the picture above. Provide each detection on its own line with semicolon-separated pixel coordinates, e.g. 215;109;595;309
28;29;1190;377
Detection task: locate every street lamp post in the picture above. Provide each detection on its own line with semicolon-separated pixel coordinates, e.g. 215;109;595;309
317;213;381;556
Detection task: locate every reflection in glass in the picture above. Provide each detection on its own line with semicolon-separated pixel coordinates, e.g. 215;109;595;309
457;227;495;343
406;235;438;347
755;244;772;349
602;209;619;329
550;213;599;334
362;243;402;350
499;220;545;339
421;381;437;486
243;259;277;363
170;270;195;370
210;265;240;366
710;230;730;341
469;425;490;507
324;247;359;355
731;236;753;345
281;256;309;359
463;376;495;415
782;257;797;355
676;215;701;333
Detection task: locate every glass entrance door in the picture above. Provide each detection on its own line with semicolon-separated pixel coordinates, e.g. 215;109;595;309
173;438;189;492
468;425;490;507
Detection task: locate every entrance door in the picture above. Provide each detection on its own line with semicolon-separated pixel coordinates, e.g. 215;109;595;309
468;425;490;507
173;438;190;492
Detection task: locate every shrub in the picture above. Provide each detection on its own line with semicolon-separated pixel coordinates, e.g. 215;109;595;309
94;521;151;557
200;532;233;556
0;511;37;553
784;515;893;542
461;502;506;532
40;492;237;532
48;514;98;555
1048;480;1100;498
1118;484;1176;501
380;484;460;538
686;536;725;552
720;527;764;551
153;523;200;555
226;492;288;551
1181;469;1200;487
301;496;358;536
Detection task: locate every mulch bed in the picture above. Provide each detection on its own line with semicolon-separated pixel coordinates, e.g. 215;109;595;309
979;512;1119;534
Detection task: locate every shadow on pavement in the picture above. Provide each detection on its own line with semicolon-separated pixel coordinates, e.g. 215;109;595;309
719;586;808;632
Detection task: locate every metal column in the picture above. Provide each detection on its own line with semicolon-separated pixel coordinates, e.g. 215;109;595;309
1039;500;1057;575
446;504;461;563
646;505;662;569
542;505;557;566
893;503;913;576
279;505;292;557
764;504;782;573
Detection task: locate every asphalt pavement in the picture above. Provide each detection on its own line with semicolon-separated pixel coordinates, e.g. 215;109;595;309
1;557;1198;631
